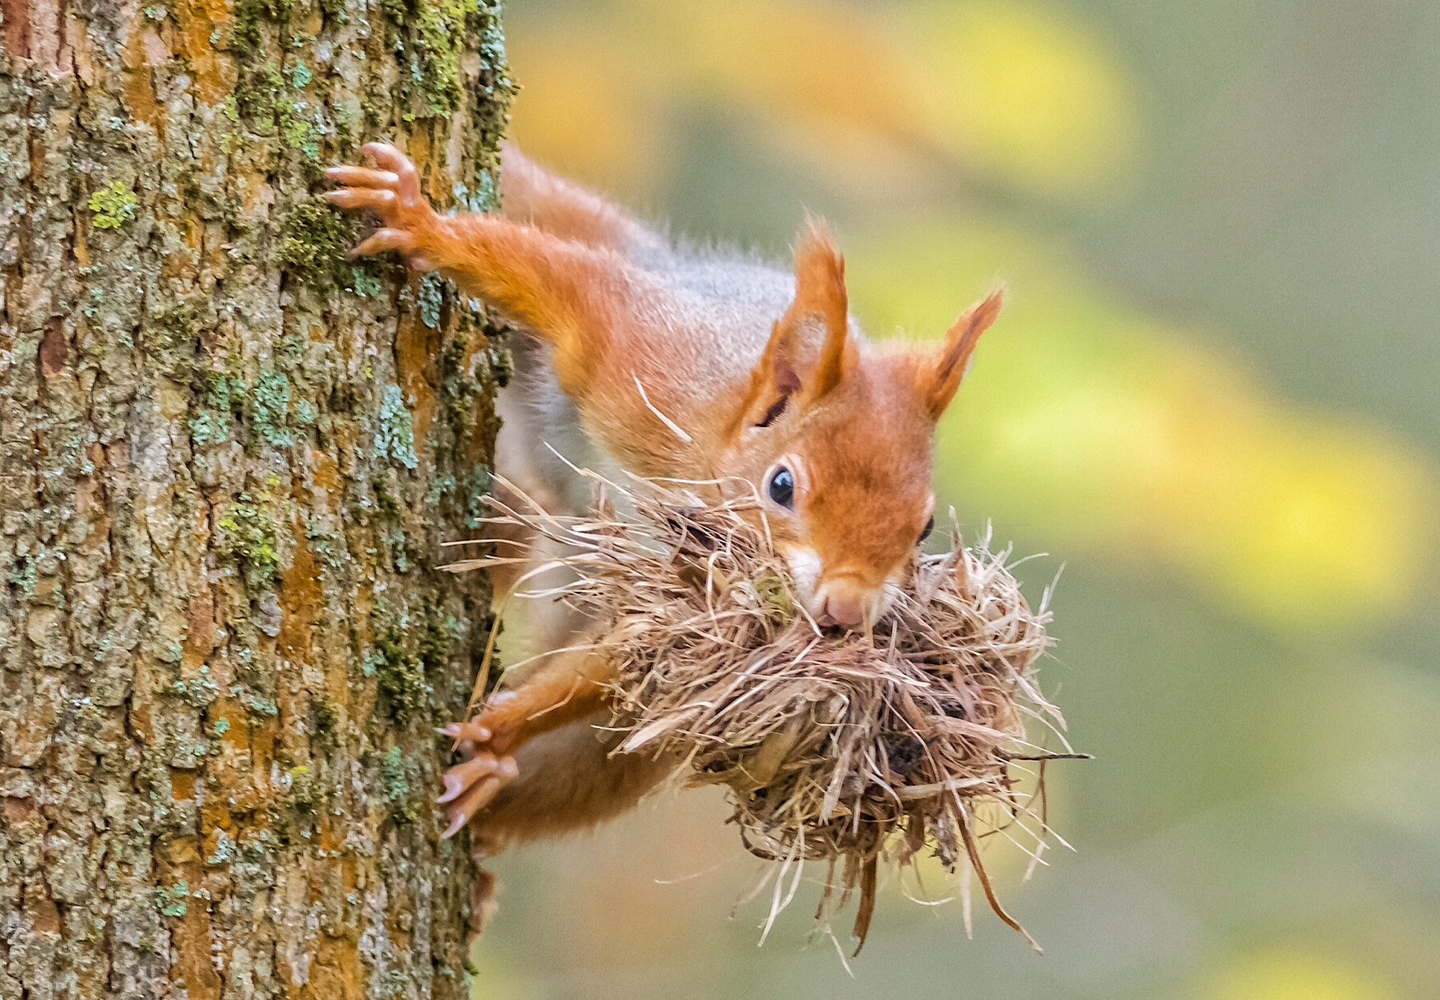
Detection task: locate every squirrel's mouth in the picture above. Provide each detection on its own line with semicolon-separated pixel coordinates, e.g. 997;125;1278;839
778;545;903;632
809;571;897;631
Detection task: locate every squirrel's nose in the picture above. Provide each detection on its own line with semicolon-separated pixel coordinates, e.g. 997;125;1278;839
820;588;867;628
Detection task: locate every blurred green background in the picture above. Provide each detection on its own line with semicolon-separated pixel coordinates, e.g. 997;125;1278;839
472;2;1440;997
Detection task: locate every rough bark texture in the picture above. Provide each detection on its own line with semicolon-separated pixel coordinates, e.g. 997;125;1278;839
0;1;513;997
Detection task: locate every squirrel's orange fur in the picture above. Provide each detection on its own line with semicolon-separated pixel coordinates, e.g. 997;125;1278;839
327;143;1002;927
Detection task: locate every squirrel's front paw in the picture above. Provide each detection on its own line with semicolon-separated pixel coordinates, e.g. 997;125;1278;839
325;142;443;269
437;693;524;838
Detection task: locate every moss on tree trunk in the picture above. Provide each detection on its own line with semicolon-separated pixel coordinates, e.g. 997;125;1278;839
0;1;513;996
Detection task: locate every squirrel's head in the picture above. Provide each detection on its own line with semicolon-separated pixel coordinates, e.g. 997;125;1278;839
719;222;1003;630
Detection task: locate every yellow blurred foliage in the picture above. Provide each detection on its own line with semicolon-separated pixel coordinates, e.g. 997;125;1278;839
506;0;1139;201
1206;948;1397;1000
504;25;671;196
626;0;925;143
898;0;1141;197
848;217;1435;631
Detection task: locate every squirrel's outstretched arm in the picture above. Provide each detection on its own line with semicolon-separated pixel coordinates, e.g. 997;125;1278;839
328;144;714;479
326;143;653;400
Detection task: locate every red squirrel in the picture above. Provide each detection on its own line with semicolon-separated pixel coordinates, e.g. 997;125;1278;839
326;142;1001;889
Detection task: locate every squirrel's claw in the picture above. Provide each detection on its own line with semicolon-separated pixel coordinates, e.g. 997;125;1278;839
438;697;524;838
446;718;495;745
324;187;395;212
437;722;491;742
326;144;438;267
348;228;418;260
324;165;399;189
440;755;519;838
437;753;516;804
361;142;423;200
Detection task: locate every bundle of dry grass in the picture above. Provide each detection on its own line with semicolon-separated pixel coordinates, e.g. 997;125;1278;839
447;472;1080;953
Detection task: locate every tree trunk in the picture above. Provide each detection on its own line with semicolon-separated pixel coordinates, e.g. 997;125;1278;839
0;2;512;997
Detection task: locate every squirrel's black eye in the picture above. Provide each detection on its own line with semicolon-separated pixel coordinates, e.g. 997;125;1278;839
767;467;795;509
919;515;935;544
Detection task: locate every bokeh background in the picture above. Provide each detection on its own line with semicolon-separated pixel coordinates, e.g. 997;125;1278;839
471;2;1440;997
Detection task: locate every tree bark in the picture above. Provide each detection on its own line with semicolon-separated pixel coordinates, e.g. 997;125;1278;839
0;1;512;997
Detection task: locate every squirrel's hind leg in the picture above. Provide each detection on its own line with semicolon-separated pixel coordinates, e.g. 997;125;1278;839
440;646;618;836
475;711;680;846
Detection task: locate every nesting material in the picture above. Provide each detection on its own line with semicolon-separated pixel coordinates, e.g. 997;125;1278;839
446;473;1079;953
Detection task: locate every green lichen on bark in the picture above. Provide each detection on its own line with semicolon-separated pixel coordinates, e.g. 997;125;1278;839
154;882;192;918
218;497;284;590
250;370;300;449
381;0;511;121
233;0;299;54
382;745;423;822
370;626;429;717
376;385;421;470
366;595;463;721
278;197;380;293
87;181;139;229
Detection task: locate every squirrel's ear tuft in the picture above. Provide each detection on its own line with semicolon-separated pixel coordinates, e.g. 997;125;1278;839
787;219;852;402
924;290;1004;420
732;219;857;434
